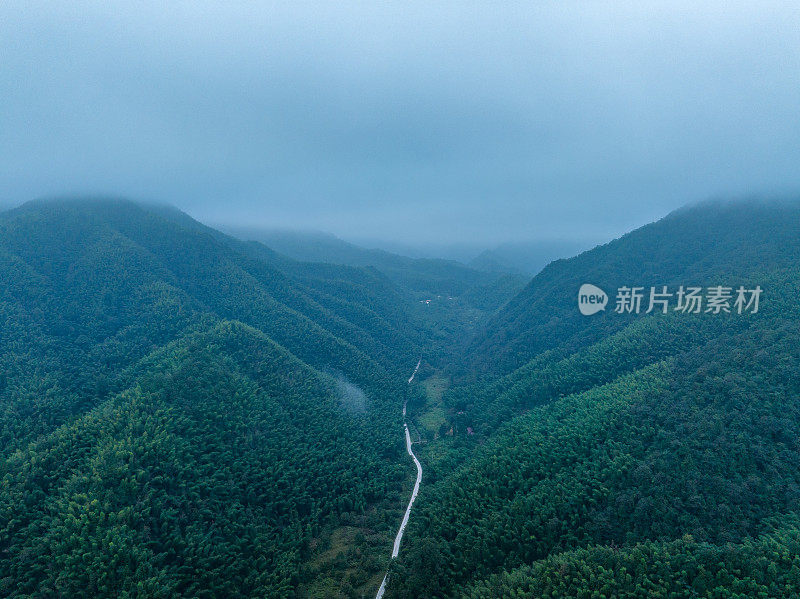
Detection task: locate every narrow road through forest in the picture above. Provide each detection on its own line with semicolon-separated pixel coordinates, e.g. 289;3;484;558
375;358;423;599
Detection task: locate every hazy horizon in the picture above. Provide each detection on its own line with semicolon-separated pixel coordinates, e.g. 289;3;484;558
2;2;799;245
4;6;800;595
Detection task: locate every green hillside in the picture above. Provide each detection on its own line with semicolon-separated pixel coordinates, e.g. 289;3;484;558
3;198;800;598
0;199;424;597
466;200;800;376
223;226;528;304
388;200;800;597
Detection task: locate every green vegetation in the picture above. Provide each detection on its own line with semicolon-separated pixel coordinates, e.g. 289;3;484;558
465;521;800;598
0;199;431;597
3;198;800;597
413;374;449;439
223;226;527;304
388;200;800;597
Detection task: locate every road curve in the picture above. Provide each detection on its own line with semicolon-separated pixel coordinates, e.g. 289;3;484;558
376;359;422;599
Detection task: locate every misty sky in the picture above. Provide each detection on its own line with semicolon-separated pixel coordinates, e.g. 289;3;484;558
2;2;799;246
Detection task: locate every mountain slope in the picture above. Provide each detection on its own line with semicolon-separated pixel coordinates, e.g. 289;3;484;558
466;200;800;376
5;198;800;598
223;226;527;303
0;199;424;597
2;321;408;597
389;199;800;597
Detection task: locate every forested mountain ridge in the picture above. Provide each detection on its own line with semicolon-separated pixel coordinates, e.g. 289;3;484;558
4;198;800;598
0;198;434;597
222;225;529;302
2;321;402;596
0;198;418;381
465;200;800;376
388;199;800;597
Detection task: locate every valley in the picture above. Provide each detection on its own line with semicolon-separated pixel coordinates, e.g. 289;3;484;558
4;4;797;598
2;198;800;598
376;359;423;599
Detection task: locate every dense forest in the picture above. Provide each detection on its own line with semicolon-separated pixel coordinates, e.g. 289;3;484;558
388;200;800;597
0;198;521;597
2;198;800;597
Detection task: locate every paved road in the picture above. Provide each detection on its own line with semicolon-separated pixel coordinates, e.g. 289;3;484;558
375;359;422;599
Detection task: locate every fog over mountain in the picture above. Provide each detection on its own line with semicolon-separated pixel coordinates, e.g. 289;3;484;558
6;2;800;598
2;2;799;246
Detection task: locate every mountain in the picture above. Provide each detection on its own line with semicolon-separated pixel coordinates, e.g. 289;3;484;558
466;249;522;275
466;200;800;376
388;199;800;597
5;197;800;598
221;226;528;302
0;198;428;597
485;239;598;276
219;227;388;267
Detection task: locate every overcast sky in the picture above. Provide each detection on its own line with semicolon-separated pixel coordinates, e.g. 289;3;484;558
2;2;799;245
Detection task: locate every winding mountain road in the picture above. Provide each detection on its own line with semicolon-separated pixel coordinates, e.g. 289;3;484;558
375;358;423;599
